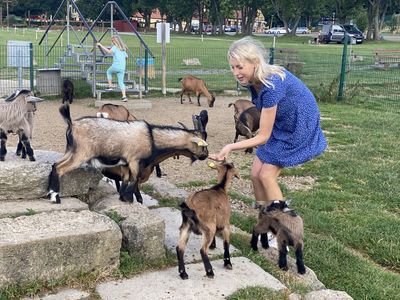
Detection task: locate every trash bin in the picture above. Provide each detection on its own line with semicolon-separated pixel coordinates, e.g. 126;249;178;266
136;57;155;79
36;68;61;95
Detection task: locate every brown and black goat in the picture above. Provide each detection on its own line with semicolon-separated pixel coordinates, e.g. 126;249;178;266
250;200;306;274
176;161;240;279
179;76;215;107
47;104;209;204
228;99;260;154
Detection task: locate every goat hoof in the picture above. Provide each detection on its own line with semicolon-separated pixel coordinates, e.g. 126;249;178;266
29;156;35;161
206;270;214;278
224;262;232;270
179;272;189;280
298;266;306;274
279;265;288;271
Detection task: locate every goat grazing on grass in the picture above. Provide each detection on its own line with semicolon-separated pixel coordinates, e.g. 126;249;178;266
250;200;306;274
47;104;209;204
179;76;215;107
62;79;74;104
228;99;260;154
0;90;44;161
176;161;240;279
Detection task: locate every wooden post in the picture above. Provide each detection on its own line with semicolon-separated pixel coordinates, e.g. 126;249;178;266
161;22;167;95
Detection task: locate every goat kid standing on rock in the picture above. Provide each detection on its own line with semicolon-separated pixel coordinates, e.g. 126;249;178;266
176;161;240;279
179;75;215;107
251;200;306;274
47;104;209;204
0;90;44;161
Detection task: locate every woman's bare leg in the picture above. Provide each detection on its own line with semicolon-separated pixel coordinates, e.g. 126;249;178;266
251;156;283;204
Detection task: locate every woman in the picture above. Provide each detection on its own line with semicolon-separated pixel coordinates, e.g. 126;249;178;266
96;35;128;102
209;37;327;206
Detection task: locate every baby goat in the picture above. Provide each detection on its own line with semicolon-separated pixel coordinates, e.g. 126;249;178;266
96;103;136;122
62;79;74;104
47;104;209;204
176;161;239;279
179;76;215;107
250;200;306;274
228;99;260;154
0;90;43;161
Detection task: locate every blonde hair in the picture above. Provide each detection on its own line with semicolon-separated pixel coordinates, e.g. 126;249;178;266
227;37;285;88
111;35;127;51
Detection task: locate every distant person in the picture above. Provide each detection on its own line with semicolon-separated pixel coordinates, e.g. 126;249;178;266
96;35;128;102
209;37;327;206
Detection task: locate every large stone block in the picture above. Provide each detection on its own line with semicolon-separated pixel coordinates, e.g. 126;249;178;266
93;195;165;260
0;210;121;288
0;149;103;201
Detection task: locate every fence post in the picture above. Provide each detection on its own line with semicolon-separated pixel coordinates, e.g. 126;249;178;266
29;42;34;91
269;47;275;65
144;50;148;93
337;34;349;101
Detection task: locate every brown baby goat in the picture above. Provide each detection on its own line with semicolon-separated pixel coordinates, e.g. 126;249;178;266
176;161;239;279
251;200;306;274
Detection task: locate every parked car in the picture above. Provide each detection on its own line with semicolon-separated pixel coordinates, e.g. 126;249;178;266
295;27;310;34
265;27;289;35
318;24;364;44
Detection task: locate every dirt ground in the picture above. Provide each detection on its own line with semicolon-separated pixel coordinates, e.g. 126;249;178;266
7;95;314;215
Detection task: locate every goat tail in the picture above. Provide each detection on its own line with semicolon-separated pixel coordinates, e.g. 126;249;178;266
179;202;201;234
59;104;74;151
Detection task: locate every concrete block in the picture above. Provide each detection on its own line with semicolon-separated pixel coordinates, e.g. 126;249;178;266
92;195;165;260
0;210;121;288
0;150;103;201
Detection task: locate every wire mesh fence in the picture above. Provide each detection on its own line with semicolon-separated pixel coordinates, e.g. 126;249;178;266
0;42;399;112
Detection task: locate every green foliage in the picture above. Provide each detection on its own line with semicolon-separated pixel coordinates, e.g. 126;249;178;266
105;210;126;224
227;286;287;300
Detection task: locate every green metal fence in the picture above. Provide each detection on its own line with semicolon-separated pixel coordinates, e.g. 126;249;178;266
0;43;399;111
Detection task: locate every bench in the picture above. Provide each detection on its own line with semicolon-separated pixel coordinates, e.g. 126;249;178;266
373;49;400;70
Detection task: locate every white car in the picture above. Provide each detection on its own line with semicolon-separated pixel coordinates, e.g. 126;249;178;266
265;27;288;35
295;27;310;34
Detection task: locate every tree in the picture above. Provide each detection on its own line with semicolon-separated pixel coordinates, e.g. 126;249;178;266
131;0;161;31
270;0;307;35
158;0;197;32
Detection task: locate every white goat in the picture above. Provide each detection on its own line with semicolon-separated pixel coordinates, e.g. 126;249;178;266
47;104;209;204
0;90;43;161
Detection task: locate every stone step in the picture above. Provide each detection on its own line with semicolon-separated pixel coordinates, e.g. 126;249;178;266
0;149;103;201
0;197;88;219
0;210;121;288
96;257;286;299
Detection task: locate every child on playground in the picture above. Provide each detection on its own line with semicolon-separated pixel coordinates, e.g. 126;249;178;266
96;35;128;102
209;37;327;207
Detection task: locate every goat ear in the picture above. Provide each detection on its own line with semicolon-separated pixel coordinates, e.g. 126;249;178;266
190;136;208;147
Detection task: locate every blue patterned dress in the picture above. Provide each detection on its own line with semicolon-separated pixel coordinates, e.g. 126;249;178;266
249;70;327;167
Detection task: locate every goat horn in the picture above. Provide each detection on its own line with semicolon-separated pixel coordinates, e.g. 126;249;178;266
191;136;208;146
27;95;44;103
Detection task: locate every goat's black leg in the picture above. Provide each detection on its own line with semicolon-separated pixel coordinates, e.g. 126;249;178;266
20;133;35;161
176;246;188;280
16;140;23;156
119;182;134;202
133;182;143;204
260;233;269;249
0;131;7;161
47;164;61;204
114;180;121;193
250;229;259;251
222;228;232;270
155;164;162;177
278;240;288;271
180;92;184;104
197;95;201;106
200;249;214;278
295;245;306;274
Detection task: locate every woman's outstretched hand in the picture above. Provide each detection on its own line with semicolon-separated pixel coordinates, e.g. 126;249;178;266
208;145;232;161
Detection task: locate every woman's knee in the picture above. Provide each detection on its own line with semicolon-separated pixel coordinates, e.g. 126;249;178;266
258;165;281;185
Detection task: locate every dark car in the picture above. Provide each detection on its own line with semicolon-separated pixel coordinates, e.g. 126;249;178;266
318;24;364;44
